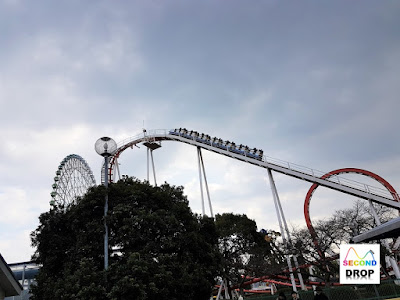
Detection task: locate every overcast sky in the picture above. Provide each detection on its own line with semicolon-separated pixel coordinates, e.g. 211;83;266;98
1;0;400;263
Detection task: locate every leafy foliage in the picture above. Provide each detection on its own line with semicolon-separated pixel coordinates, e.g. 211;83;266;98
215;213;284;293
31;178;220;300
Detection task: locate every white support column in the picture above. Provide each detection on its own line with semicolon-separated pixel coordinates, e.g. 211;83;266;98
224;279;231;299
216;280;224;300
275;184;306;290
150;150;157;186
293;257;306;290
147;147;150;182
22;263;26;289
309;266;317;293
114;157;121;182
368;200;382;227
197;147;205;215
198;147;214;218
267;168;297;292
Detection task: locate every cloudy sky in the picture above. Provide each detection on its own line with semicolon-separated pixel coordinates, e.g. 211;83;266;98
1;0;400;263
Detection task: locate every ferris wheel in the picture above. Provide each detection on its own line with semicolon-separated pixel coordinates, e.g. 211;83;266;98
50;154;96;207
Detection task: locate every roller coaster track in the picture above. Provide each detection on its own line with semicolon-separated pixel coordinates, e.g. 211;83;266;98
104;129;400;209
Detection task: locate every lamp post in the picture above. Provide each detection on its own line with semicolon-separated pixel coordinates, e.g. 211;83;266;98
95;137;117;270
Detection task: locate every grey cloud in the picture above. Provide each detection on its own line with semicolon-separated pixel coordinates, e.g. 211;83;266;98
1;0;400;261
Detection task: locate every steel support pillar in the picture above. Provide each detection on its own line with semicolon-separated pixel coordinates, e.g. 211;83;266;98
267;169;306;290
216;280;224;300
147;147;150;182
309;266;317;292
267;168;297;291
197;147;206;215
224;279;231;299
22;263;26;288
104;155;109;270
146;147;158;186
113;157;121;182
274;178;306;290
150;149;157;186
197;147;214;217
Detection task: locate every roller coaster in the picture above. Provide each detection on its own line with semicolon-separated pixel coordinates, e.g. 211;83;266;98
103;128;400;296
106;129;399;209
8;127;400;299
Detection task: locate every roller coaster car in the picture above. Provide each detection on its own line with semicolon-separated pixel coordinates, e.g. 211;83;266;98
230;148;243;155
216;143;227;150
169;129;263;160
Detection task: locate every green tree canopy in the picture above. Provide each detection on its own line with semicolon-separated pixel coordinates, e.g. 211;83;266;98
31;178;220;300
215;213;284;294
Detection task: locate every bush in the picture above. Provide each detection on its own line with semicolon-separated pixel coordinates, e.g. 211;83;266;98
377;281;400;297
326;286;360;300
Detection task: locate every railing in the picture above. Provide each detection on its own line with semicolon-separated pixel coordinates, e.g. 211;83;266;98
115;129;168;149
263;156;394;200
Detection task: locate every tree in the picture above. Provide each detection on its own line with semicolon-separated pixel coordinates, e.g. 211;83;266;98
290;200;397;284
31;177;220;300
215;213;284;295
